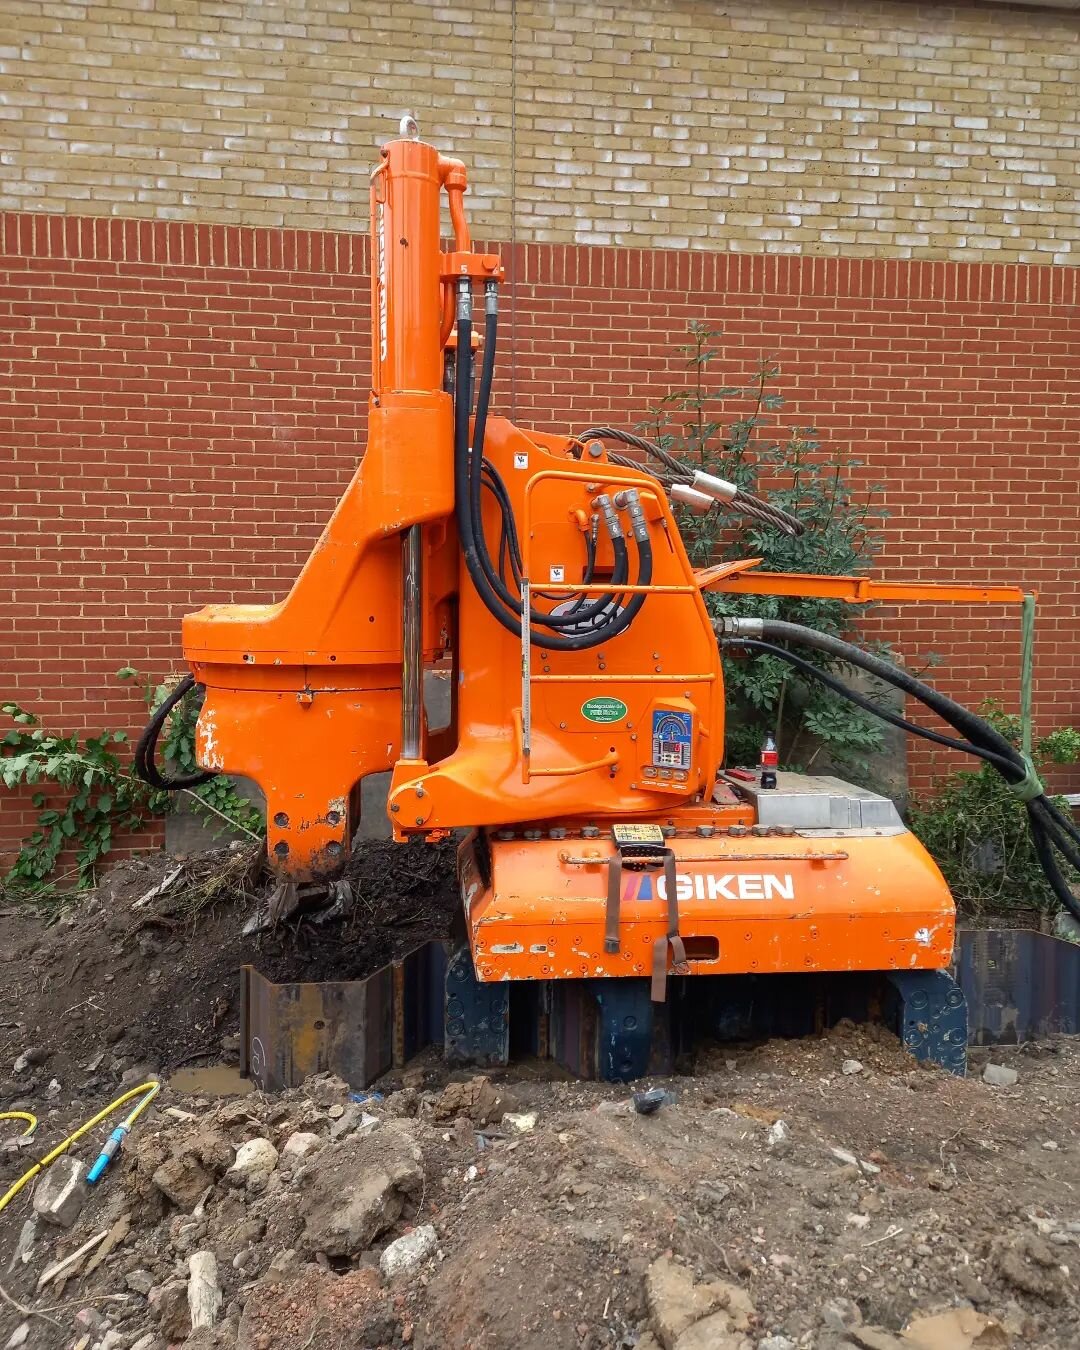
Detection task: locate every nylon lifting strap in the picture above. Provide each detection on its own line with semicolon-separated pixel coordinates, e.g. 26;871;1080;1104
651;846;687;1003
603;844;685;1002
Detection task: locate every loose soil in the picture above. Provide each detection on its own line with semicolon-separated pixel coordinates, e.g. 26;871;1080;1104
0;842;458;1085
0;847;1077;1350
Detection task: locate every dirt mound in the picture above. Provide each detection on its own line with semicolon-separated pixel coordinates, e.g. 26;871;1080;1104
1;850;1079;1350
0;1045;1078;1350
0;840;457;1089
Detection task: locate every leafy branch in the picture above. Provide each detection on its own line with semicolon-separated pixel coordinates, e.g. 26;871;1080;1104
2;671;264;894
646;321;891;780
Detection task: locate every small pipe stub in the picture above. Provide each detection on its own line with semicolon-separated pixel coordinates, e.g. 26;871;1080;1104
670;483;715;516
692;470;738;504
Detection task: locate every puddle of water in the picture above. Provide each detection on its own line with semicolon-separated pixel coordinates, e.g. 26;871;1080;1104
169;1064;254;1097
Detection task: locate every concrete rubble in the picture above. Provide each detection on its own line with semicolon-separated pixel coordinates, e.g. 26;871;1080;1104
32;1155;87;1228
0;1033;1077;1350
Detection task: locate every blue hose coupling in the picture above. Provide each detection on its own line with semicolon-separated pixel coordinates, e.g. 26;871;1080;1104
87;1125;128;1185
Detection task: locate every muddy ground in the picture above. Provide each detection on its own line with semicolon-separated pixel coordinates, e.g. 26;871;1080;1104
0;849;1077;1350
0;842;458;1086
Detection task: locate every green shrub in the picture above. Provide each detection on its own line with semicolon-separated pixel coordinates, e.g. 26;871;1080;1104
644;321;892;779
1;671;263;894
908;700;1080;916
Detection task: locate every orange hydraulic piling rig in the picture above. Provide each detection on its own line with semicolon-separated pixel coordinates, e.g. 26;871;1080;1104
181;117;727;879
140;120;1080;1081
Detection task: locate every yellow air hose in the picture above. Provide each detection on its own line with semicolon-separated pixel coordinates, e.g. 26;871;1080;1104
0;1111;38;1139
0;1080;160;1214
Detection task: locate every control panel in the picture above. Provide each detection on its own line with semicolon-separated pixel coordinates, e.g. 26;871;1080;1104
637;696;698;794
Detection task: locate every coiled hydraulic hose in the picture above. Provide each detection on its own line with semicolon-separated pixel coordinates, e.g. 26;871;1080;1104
134;674;216;791
719;616;1080;924
456;282;653;651
468;294;633;633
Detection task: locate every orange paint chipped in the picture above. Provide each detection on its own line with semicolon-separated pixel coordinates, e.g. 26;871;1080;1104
463;815;955;984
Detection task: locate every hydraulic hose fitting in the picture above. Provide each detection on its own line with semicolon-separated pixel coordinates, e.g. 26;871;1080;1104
670;483;715;516
457;277;473;323
484;278;499;316
612;487;650;543
717;617;764;638
87;1125;128;1185
692;470;738;504
592;493;624;541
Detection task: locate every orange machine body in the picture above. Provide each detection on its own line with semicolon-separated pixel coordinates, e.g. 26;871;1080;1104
184;128;725;880
182;127;991;992
462;815;955;984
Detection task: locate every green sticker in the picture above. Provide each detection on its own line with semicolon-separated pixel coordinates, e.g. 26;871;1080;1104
581;696;628;724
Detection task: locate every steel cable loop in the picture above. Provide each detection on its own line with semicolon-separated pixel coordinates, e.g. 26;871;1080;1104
727;492;804;537
576;426;689;480
576;428;804;536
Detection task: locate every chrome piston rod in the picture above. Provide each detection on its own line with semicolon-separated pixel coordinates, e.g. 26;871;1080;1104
401;524;423;760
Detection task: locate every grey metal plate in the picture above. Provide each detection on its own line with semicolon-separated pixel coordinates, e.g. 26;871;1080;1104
239;940;446;1092
721;771;902;829
956;927;1080;1045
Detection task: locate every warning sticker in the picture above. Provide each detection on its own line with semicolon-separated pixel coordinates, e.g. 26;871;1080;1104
612;823;665;845
651;710;692;770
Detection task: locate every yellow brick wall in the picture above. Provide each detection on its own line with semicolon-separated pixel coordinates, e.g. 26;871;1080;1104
1;0;1078;261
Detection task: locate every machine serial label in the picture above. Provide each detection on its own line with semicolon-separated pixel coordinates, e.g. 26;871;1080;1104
582;696;627;724
376;203;388;363
612;823;665;845
651;710;692;769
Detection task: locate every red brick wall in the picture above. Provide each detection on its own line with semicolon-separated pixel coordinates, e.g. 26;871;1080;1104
3;214;1079;859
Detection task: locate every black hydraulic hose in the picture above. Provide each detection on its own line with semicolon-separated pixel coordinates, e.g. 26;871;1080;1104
133;674;217;791
564;529;598;614
719;616;1080;923
456;285;653;651
468;316;627;633
482;464;523;588
1029;823;1080;916
1031;796;1080;876
482;457;614;617
722;637;1020;777
731;618;1025;777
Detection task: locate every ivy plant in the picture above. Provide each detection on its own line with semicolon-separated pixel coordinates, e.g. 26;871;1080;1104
121;668;264;843
1;709;150;889
644;321;893;778
2;671;263;893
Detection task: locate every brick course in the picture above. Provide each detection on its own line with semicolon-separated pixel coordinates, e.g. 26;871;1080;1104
3;213;1079;858
0;0;1078;261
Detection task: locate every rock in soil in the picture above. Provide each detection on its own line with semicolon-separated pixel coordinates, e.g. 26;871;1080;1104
983;1063;1020;1087
380;1223;438;1280
430;1075;519;1125
31;1155;87;1228
296;1121;424;1257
